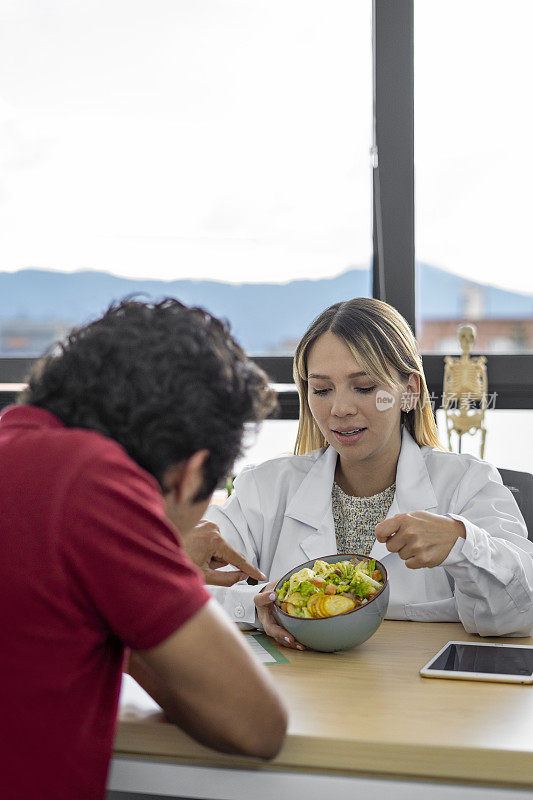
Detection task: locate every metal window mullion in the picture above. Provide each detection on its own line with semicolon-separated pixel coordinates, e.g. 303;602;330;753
372;0;415;334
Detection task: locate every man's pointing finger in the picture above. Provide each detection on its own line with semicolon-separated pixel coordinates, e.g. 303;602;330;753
210;537;266;581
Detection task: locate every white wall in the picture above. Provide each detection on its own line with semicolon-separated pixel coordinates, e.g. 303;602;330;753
234;412;533;476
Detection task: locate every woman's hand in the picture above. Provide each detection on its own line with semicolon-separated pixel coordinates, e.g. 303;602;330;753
375;511;466;568
254;581;305;651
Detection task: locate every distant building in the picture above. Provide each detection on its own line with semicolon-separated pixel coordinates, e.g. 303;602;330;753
270;338;300;356
418;318;533;354
420;279;533;354
0;320;71;357
462;282;485;320
271;321;533;358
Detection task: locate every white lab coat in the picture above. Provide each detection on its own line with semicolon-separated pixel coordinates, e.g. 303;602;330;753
205;426;533;636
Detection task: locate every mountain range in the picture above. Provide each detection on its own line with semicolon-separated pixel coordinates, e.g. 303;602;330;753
0;264;531;353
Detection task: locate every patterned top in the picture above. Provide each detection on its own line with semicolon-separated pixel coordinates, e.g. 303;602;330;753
331;481;396;556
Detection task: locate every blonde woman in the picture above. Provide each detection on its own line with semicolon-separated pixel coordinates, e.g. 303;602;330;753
203;298;533;649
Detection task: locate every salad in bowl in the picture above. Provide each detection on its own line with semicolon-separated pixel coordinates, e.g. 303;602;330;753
276;557;384;619
272;554;389;652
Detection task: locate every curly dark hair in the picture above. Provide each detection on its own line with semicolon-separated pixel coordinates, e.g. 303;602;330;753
20;298;277;500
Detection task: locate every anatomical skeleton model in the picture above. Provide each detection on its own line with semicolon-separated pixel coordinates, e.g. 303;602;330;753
442;324;488;458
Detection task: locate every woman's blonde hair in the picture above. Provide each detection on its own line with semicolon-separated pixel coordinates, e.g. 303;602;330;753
293;297;444;454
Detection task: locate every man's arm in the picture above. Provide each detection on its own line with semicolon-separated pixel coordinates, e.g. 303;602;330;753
127;598;288;759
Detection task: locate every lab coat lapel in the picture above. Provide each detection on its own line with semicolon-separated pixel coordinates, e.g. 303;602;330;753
283;429;439;564
369;426;438;561
284;446;338;561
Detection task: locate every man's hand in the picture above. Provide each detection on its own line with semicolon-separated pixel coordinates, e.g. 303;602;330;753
181;520;266;586
254;581;305;651
374;511;466;569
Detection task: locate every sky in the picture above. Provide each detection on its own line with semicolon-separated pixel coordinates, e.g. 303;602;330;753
0;0;532;294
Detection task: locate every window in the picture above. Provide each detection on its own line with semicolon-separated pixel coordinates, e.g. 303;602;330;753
415;0;533;356
0;1;372;358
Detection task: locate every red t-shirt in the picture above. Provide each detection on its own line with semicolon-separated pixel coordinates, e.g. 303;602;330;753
0;405;210;800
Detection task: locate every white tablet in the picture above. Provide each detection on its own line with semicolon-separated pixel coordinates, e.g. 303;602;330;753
420;641;533;684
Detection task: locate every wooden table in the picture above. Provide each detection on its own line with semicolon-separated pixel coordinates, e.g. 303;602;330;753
109;621;533;799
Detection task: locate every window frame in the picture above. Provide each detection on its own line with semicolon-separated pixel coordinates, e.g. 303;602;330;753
3;353;531;416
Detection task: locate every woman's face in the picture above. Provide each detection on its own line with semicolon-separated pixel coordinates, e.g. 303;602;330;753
306;331;418;468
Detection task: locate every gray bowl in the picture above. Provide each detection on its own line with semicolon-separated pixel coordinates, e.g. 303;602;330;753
272;553;389;652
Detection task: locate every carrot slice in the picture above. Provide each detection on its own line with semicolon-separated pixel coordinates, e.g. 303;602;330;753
315;597;330;617
307;592;356;618
322;595;356;616
306;594;324;618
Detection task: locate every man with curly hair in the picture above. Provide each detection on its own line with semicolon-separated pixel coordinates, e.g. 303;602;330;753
0;298;287;800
